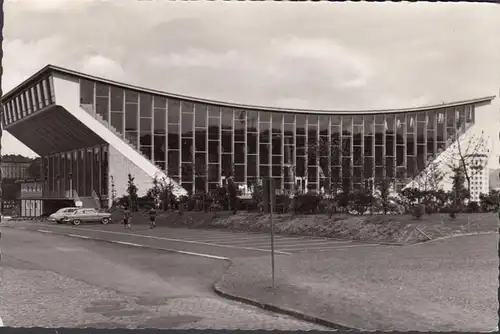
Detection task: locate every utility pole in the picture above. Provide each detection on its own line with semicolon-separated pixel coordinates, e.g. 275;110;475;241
269;178;275;289
263;177;276;289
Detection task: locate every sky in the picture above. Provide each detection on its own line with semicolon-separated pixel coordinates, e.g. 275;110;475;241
2;0;500;165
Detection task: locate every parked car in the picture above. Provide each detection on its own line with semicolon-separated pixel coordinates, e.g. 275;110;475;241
49;207;78;224
61;208;112;226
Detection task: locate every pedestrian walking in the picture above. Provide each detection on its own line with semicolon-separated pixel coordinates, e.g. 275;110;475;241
123;207;132;230
149;206;157;229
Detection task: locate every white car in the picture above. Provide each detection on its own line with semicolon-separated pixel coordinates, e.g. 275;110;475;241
49;207;78;224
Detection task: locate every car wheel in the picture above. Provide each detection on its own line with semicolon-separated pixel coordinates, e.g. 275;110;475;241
72;220;81;226
101;217;110;225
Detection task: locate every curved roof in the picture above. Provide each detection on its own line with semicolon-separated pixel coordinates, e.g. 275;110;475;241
1;64;496;115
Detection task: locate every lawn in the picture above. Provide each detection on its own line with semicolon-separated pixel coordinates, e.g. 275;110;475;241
132;210;499;245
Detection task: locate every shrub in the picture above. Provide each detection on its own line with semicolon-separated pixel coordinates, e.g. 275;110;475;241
244;198;259;212
448;207;459;219
413;204;424;220
295;194;322;214
467;201;480;213
136;196;155;210
274;194;290;214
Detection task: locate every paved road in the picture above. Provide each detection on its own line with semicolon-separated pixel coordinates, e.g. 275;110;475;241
3;220;379;259
0;227;330;330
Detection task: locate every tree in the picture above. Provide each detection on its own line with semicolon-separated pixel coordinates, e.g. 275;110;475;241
226;177;238;214
250;179;264;213
151;173;177;211
480;190;500;212
442;128;490;197
376;178;392;214
450;166;469;209
126;174;138;211
349;189;374;215
399;187;422;212
406;156;444;195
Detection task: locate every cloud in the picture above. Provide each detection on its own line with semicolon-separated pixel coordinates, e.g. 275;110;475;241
3;36;65;91
2;1;499;161
81;55;127;80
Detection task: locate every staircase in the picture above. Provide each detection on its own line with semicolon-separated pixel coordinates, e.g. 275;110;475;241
404;121;474;189
79;104;186;198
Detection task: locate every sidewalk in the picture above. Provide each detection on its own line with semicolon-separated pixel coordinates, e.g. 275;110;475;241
215;233;498;332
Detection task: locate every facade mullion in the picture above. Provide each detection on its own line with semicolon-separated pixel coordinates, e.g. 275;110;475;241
151;96;156;165
205;105;209;192
165;97;169;174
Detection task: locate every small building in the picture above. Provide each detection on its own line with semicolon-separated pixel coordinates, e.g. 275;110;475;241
16;178;44;218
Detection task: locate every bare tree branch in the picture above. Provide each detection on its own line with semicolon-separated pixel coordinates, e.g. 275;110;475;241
441;128;491;195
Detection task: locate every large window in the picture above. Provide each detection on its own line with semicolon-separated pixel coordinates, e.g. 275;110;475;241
74;78;483;194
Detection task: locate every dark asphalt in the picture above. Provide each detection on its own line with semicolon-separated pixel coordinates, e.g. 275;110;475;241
0;227;329;330
3;220;379;258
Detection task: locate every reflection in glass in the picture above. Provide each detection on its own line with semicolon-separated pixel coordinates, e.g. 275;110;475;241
110;87;124;111
168;99;180;124
80;79;94;105
59;78;485;195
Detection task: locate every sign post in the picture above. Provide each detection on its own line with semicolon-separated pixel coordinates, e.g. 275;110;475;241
263;178;276;289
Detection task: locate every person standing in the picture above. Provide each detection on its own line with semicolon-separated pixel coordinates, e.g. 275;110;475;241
149;206;157;229
123;206;131;229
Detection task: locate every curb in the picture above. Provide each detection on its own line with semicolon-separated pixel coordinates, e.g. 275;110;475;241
213;282;355;331
212;260;356;331
409;231;497;247
12;224;355;330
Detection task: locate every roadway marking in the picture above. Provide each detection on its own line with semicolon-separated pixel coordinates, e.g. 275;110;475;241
110;240;229;261
200;236;301;244
67;234;90;239
16;227;27;230
282;243;381;252
34;225;292;255
112;241;146;248
233;240;351;248
38;229;53;234
14;225;231;261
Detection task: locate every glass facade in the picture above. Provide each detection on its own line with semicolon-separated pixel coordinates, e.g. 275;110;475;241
41;144;108;199
79;79;477;195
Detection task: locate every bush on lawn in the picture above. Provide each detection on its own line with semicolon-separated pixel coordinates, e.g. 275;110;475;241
412;204;425;220
273;194;290;214
466;201;480;213
210;186;229;211
294;193;322;214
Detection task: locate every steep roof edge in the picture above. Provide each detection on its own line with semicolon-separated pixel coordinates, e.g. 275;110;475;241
1;64;496;115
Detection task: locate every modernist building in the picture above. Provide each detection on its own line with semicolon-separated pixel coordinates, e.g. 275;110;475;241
467;154;489;202
0;65;495;210
0;160;30;180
